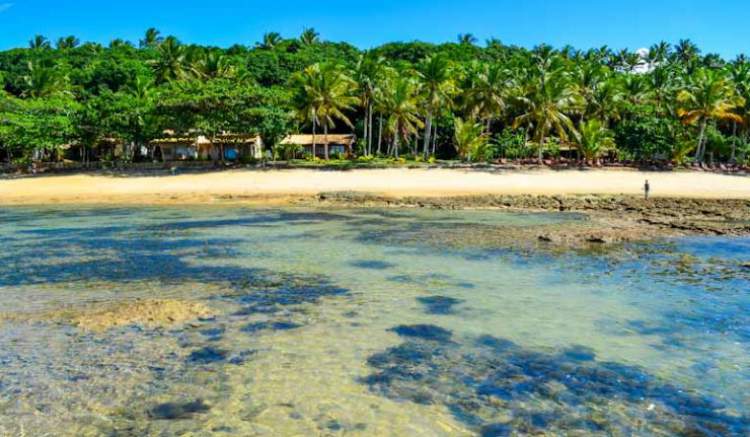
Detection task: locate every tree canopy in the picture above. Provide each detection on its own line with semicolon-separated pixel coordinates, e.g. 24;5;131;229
1;30;749;165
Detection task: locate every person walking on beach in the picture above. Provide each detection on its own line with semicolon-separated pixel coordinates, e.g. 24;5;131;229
644;180;650;200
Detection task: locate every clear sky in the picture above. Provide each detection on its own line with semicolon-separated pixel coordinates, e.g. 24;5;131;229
1;0;748;58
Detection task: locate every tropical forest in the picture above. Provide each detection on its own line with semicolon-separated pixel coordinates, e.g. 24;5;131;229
1;28;749;167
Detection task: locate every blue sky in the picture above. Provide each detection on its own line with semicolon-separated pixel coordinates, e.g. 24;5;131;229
1;0;748;58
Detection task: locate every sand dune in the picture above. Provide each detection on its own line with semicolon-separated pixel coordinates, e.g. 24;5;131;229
0;168;748;205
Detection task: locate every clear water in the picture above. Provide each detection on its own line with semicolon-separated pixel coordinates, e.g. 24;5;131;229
0;206;748;436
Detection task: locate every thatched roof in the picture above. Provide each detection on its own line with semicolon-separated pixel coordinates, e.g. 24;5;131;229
281;134;355;146
212;134;263;145
151;134;262;147
150;137;196;146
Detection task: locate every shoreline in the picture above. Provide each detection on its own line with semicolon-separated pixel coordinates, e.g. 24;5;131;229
1;168;750;206
1;168;748;250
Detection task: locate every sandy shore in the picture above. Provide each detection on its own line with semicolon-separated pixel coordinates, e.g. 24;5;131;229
1;168;749;205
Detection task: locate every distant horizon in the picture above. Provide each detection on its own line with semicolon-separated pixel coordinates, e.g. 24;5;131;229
1;0;748;58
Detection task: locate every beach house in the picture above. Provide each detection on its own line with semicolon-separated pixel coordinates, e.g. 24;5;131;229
279;134;356;159
152;133;264;162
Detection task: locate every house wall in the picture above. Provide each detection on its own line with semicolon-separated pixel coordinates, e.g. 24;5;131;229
302;144;349;158
158;145;198;161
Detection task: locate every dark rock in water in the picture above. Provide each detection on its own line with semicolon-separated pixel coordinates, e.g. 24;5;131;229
350;260;395;270
228;349;257;365
476;335;516;352
187;347;228;364
389;324;453;343
417;296;464;315
326;420;343;431
199;327;225;341
242;321;302;333
562;345;597;362
480;423;512;437
386;273;475;289
149;399;211;420
231;275;349;316
741;262;750;270
362;333;750;435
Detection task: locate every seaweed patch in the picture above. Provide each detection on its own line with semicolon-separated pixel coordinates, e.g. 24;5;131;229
363;333;750;435
148;399;211;420
417;296;464;315
350;260;396;270
389;324;453;343
242;321;302;333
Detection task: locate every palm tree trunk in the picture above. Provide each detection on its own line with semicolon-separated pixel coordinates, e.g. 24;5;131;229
538;134;545;164
324;124;329;160
694;119;707;163
368;104;374;156
432;123;438;156
731;121;738;163
423;112;433;158
394;132;400;158
363;105;369;156
312;119;317;160
377;114;383;155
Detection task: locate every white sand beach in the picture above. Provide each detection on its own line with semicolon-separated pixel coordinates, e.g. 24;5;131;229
0;168;748;205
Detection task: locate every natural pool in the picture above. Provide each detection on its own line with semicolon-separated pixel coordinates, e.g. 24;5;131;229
0;206;748;436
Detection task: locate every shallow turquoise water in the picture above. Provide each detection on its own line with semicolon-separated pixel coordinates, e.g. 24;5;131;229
0;206;748;436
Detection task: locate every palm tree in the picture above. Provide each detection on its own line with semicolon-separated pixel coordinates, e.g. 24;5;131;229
109;39;134;49
622;74;649;106
150;37;187;83
615;49;640;72
729;62;750;161
703;53;725;69
314;64;358;159
590;77;626;125
28;35;50;50
513;65;583;162
22;61;67;98
292;63;358;159
194;51;235;79
578;119;616;163
140;28;164;48
462;61;510;134
124;75;157;160
381;76;423;157
677;69;744;162
56;36;80;50
300;28;320;46
575;63;624;125
291;65;321;158
416;55;456;157
458;34;478;46
454;118;490;162
648;41;671;64
259;32;283;49
354;53;387;156
674;39;701;65
645;65;679;116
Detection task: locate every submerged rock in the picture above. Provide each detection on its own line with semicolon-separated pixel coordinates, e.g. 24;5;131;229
350;260;396;270
417;296;465;315
363;333;750;435
187;346;228;364
72;299;214;332
148;399;211;420
389;324;453;343
242;320;302;333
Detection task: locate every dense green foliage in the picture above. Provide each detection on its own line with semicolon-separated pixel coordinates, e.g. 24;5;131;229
1;29;749;165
